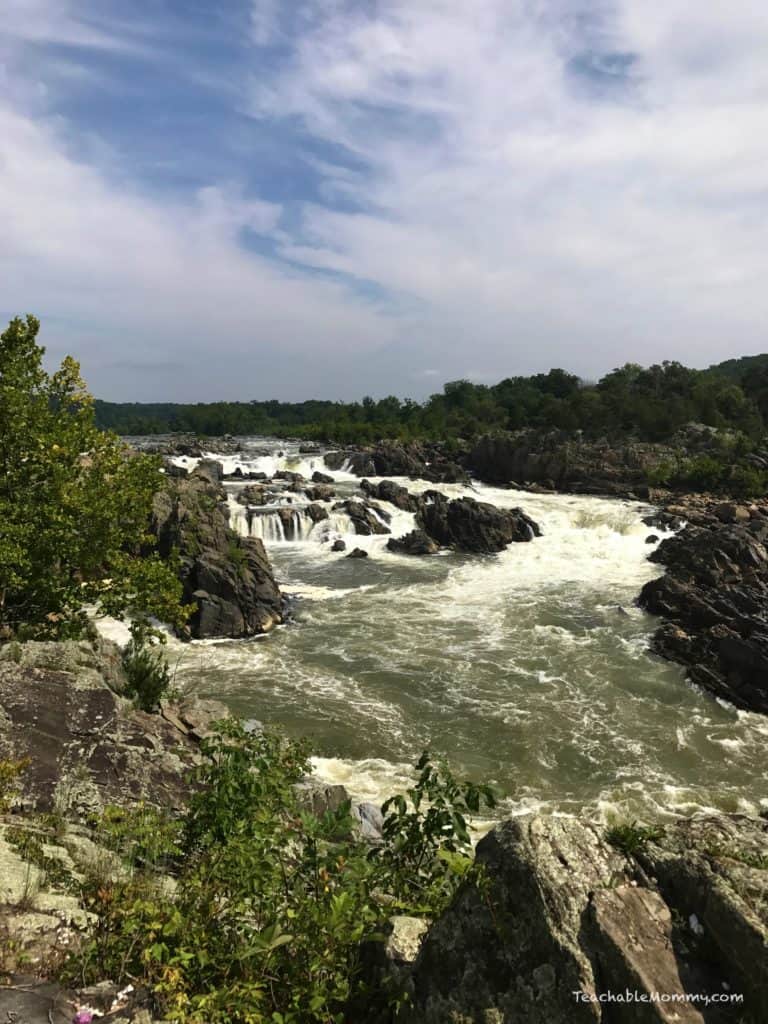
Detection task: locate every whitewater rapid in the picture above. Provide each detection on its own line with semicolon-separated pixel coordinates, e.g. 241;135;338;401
153;441;768;823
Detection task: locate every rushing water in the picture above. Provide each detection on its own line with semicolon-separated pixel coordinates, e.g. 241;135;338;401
155;439;768;822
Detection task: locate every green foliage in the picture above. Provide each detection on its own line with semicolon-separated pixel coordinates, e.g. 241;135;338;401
373;751;496;914
0;757;29;813
66;723;495;1023
0;315;189;640
94;357;768;445
605;820;664;857
122;623;174;712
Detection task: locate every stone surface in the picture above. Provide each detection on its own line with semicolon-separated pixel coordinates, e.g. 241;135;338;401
418;492;540;554
152;472;284;639
386;530;440;556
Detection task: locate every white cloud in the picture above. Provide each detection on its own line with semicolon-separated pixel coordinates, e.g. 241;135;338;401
1;0;767;400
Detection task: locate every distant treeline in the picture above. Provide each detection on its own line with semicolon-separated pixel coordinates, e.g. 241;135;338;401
95;355;768;443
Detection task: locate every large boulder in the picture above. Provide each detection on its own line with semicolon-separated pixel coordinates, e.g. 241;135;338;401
639;511;768;713
386;530;440;556
407;813;766;1023
0;640;205;818
361;479;422;512
418;493;540;554
332;499;391;536
152;474;284;639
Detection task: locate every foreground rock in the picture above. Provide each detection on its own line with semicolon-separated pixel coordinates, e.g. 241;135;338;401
152;465;284;638
387;530;440;556
638;496;768;713
405;813;766;1023
418;492;541;554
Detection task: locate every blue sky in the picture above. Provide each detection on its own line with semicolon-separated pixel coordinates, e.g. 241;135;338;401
1;0;767;401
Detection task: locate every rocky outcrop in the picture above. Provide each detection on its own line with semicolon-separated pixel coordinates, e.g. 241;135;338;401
361;479;422;512
638;496;768;713
152;467;284;639
405;813;766;1023
417;493;541;554
325;443;468;484
386;530;440;556
0;639;222;819
332;499;391;536
467;431;676;497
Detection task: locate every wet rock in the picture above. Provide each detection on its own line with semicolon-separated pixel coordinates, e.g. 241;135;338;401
347;547;369;559
418;493;541;554
192;459;224;485
152;473;284;639
331;539;347;552
361;479;422;512
645;534;659;543
312;470;335;484
235;483;266;506
304;483;336;502
306;503;330;524
639;510;768;713
386;530;440;556
294;780;350;817
332;499;390;536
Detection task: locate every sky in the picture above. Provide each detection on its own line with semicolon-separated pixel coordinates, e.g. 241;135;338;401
1;1;767;402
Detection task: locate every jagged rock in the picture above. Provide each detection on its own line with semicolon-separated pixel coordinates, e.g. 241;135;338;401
192;459;224;485
152;474;284;639
347;547;369;559
418;493;540;554
386;530;440;556
235;483;266;506
304;483;336;502
0;640;205;818
293;780;350;817
407;813;763;1023
332;499;390;536
312;470;335;484
639;512;768;713
306;503;330;523
361;479;422;512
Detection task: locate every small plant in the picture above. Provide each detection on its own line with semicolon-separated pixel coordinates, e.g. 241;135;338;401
63;724;497;1023
605;820;664;857
0;756;29;813
122;623;172;712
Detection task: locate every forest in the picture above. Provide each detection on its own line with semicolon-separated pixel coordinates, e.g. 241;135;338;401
95;356;768;444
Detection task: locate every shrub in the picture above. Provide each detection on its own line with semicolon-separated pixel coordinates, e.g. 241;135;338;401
65;723;496;1023
122;625;173;712
605;820;664;857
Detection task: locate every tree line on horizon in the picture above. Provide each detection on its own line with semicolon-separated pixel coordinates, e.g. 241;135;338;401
94;356;768;444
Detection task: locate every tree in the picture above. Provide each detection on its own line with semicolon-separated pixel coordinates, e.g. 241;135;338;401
0;315;187;640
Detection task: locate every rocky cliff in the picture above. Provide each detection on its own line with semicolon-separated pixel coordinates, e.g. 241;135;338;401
152;461;284;639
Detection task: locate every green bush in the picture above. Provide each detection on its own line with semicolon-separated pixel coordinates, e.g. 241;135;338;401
122;625;173;712
65;722;495;1023
605;820;664;857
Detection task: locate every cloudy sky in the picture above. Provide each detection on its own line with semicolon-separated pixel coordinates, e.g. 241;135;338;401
1;1;767;401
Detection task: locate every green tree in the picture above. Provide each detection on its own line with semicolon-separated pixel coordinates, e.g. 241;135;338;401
0;315;187;640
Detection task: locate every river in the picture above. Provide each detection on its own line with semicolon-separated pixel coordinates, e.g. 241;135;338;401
152;438;768;822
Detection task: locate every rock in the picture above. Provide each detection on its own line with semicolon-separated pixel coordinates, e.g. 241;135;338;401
347;547;369;559
408;813;762;1023
0;977;75;1024
639;514;768;713
312;470;335;484
386;530;440;556
175;696;230;740
304;484;336;502
645;534;659;544
331;539;347;552
361;479;421;512
418;493;541;554
0;640;202;819
409;815;630;1022
332;499;390;536
353;801;384;840
235;483;266;506
305;503;330;524
714;502;752;524
192;458;224;485
152;474;284;639
293;780;350;817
